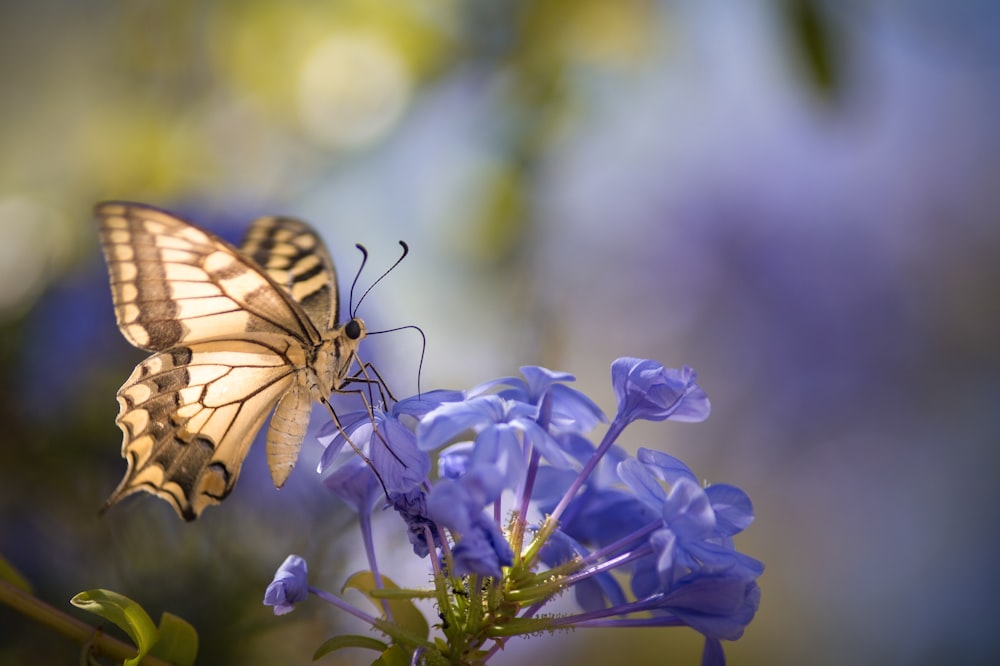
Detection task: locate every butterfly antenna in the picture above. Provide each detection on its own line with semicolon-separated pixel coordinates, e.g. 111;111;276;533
368;324;427;398
348;243;370;316
352;241;409;318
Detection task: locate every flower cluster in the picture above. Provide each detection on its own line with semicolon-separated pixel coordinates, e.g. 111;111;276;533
264;357;762;665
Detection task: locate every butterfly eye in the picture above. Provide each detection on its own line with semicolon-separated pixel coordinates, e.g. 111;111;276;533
345;319;362;340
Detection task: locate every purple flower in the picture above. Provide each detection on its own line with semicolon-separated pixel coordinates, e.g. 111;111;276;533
393;389;467;420
390;486;438;558
418;394;569;488
450;515;515;581
643;573;762;642
611;358;710;425
437;441;474;480
547;484;659;550
538;530;628;612
316;409;374;469
619;451;763;597
469;365;607;434
323;456;382;514
263;555;309;616
320;407;442;559
427;468;513;579
418;364;610;488
318;406;430;497
266;356;760;665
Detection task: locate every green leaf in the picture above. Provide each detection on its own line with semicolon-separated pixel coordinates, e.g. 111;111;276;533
70;589;158;666
342;572;429;640
313;634;388;661
150;612;198;666
0;553;32;592
372;644;410;666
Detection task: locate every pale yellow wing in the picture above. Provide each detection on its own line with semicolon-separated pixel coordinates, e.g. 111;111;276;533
240;216;340;333
96;202;321;351
105;338;304;520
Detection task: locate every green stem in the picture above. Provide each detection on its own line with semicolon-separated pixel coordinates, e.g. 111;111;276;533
0;579;174;666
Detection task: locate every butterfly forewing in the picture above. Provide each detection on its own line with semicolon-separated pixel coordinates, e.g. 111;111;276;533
97;202;365;520
97;202;321;351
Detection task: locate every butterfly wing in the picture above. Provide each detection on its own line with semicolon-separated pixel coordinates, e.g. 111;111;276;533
96;202;321;351
106;338;305;520
240;216;340;332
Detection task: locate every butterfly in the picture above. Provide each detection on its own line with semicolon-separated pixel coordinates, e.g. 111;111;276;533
97;201;370;520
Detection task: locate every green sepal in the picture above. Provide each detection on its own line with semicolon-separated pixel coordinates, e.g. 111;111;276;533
484;615;555;637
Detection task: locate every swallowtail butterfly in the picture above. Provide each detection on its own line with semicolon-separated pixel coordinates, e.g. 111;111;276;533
97;201;367;520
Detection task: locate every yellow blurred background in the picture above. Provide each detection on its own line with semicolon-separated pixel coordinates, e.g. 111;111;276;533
2;1;999;664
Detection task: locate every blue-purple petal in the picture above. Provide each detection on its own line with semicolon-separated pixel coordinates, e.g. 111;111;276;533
612;358;711;425
663;478;716;539
471;425;526;489
263;555;309;616
519;419;575;469
438;441;474;479
637;448;698;484
618;457;668;509
657;574;761;641
393;390;466;419
372;414;430;494
426;478;473;533
323;458;381;514
705;484;755;536
417;396;507;451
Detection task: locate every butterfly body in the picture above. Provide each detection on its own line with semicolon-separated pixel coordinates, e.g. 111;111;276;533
97;202;364;520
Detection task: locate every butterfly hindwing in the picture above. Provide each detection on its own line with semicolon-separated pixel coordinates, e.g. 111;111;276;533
107;339;302;520
240;216;339;332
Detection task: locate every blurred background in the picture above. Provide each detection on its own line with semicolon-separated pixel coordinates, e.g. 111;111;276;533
1;1;998;664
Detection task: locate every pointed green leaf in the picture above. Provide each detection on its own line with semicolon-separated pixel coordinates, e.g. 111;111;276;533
149;612;198;666
70;589;158;666
342;572;429;640
313;634;388;661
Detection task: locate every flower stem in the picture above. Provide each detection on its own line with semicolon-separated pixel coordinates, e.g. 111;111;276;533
549;417;627;524
510;447;540;555
522;418;627;567
359;511;393;622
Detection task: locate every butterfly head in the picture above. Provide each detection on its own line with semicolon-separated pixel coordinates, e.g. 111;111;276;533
344;317;365;341
315;316;367;391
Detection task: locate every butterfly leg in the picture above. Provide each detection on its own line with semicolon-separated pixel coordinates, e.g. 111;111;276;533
316;393;396;499
342;362;396;407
